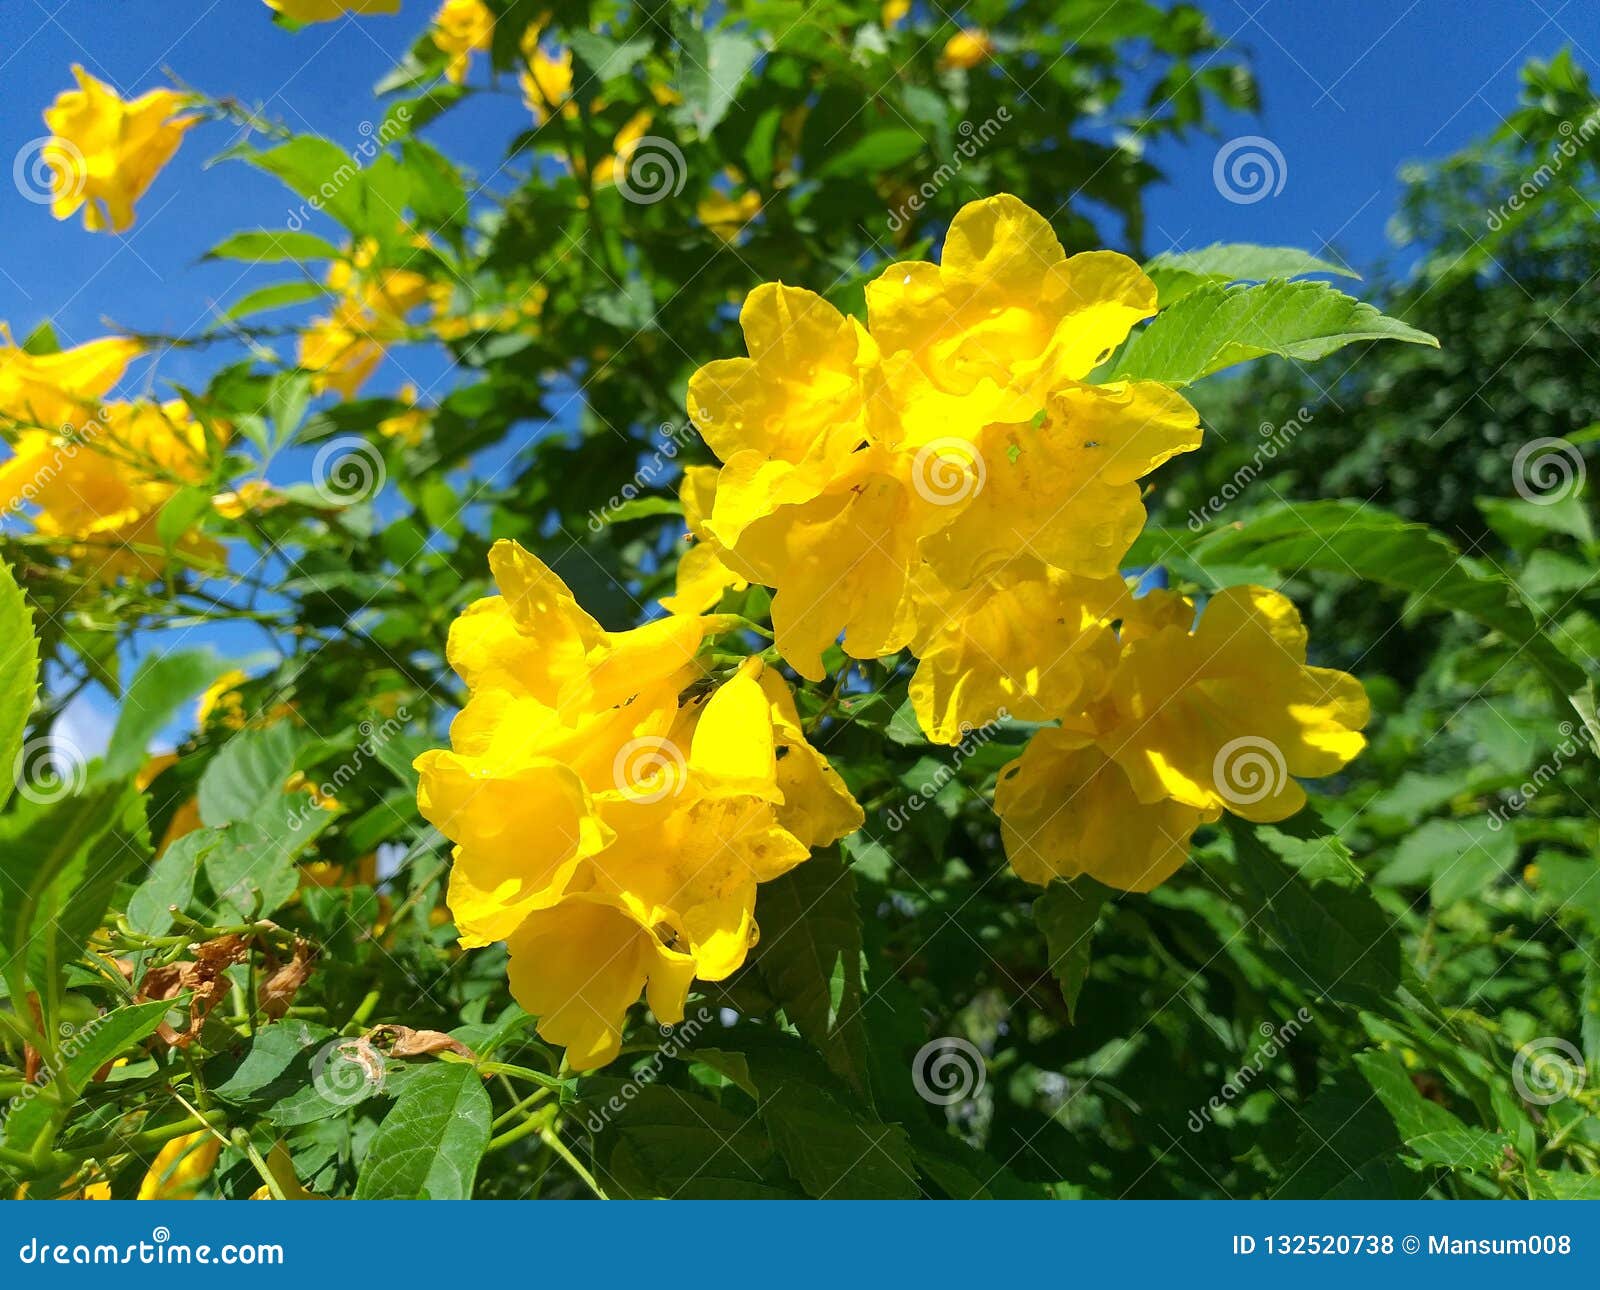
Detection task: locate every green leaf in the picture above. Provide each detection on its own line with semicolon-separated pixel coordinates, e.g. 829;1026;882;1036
126;830;217;936
1376;816;1515;906
593;1082;793;1200
1190;501;1585;693
3;998;173;1151
1272;1074;1426;1199
1112;280;1437;386
209;1020;338;1106
199;724;303;828
674;18;760;138
754;849;870;1092
217;280;328;324
760;1081;920;1199
204;819;319;921
0;559;39;808
1033;877;1114;1020
354;1061;491;1199
818;129;928;179
1144;244;1357;305
204;230;342;263
1228;820;1401;1010
224;138;367;233
105;648;236;779
1354;1048;1509;1172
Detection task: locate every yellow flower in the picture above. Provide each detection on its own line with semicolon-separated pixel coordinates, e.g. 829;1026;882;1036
264;0;401;22
211;478;285;519
864;194;1157;422
0;399;223;581
939;28;994;70
883;0;911;27
415;543;861;1070
41;66;197;234
378;384;430;445
0;329;141;431
136;1131;223;1200
431;0;494;84
909;566;1122;745
1101;585;1370;822
697;185;762;243
995;727;1217;892
520;29;575;123
298;301;386;399
659;466;748;615
592;110;656;188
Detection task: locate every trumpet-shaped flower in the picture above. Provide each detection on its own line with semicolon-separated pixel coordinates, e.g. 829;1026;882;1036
41;66;197;234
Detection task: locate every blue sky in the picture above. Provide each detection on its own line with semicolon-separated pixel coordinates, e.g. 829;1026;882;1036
2;0;1597;753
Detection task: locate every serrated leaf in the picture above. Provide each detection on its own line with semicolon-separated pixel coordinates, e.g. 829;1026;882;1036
1113;280;1436;386
754;850;869;1092
0;559;39;809
199;724;303;828
1354;1048;1509;1172
126;829;217;936
1033;877;1114;1020
1192;501;1585;694
1144;243;1357;305
354;1061;492;1199
760;1081;919;1199
674;19;760;138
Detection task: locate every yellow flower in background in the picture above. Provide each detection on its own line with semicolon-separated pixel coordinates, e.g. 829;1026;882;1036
883;0;912;27
431;0;494;84
0;329;141;431
520;28;575;123
415;542;861;1070
41;66;197;234
378;384;430;445
136;1132;222;1200
939;28;994;70
263;0;401;22
298;303;385;399
0;399;223;581
697;184;762;244
301;242;430;398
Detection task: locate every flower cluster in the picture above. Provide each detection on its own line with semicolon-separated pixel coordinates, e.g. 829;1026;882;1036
414;540;863;1069
681;193;1370;891
0;333;242;581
